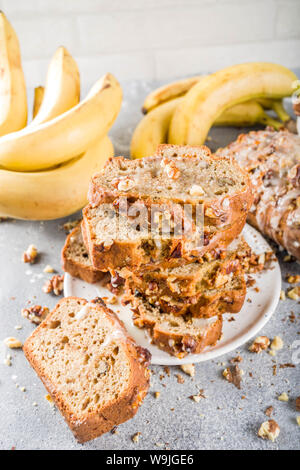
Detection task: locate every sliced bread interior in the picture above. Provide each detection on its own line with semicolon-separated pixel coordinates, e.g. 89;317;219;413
23;297;151;443
61;224;107;283
131;296;222;358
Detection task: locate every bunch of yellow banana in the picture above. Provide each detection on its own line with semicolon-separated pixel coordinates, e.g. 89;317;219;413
131;63;297;158
0;12;122;220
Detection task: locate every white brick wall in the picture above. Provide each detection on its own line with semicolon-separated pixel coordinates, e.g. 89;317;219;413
1;0;299;88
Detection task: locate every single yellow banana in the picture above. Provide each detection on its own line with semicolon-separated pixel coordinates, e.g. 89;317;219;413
169;62;297;145
131;98;179;159
0;12;27;136
215;100;283;129
30;47;80;126
0;73;122;171
131;97;283;159
142;75;203;114
32;86;45;119
0;136;113;220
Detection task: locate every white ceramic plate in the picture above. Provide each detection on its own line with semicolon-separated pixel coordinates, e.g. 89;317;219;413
64;224;281;365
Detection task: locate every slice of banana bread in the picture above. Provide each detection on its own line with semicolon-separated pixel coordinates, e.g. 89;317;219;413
131;296;222;358
23;297;151;443
123;265;246;318
61;224;106;283
82;203;247;271
88;146;253;232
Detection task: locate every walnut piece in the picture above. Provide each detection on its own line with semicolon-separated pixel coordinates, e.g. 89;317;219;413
258;420;280;442
222;365;243;389
42;274;64;296
22;244;38;263
287;286;300;300
249;336;270;353
21;305;49;325
265;406;274;417
43;265;54;273
180;363;195;377
117;177;134;191
4;337;23;349
270;336;284;351
296;396;300;411
278;392;289;402
132;432;141;443
189;184;204;196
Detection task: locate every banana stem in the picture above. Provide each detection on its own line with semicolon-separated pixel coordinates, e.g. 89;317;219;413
258;113;284;131
271;100;291;123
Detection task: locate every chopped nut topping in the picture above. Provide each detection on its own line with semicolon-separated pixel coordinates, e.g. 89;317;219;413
249;336;270;353
215;272;229;288
22;244;38;263
258;420;280;442
270;336;284;351
43;265;54;273
265;406;274;417
278;392;289;402
287;286;300;300
180;363;195;377
4;337;22;349
286;274;300;284
21;305;49;325
132;432;141;443
175;374;185;384
42;274;64;296
280;290;286;300
222;366;243;389
189;184;205;196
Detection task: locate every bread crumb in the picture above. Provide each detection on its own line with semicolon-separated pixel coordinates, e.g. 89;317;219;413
278;392;289;402
4;356;12;366
19;386;26;392
175;374;185;384
22;244;38;263
154;392;160;399
271;336;283;351
296;416;300;426
45;394;55;406
180;363;195;377
249;336;270;353
14;325;22;330
4;337;22;349
106;295;117;305
296;396;300;411
258;420;280;441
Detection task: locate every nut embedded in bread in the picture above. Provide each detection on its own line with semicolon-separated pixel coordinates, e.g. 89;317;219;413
88;147;253;234
23;296;151;443
131;296;223;358
82;203;248;271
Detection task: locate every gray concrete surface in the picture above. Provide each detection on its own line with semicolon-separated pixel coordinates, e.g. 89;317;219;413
0;81;299;450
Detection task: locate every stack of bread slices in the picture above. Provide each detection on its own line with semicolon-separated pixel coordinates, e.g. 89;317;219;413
62;144;254;358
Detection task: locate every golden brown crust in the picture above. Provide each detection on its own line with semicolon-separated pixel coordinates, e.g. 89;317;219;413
23;297;150;443
82;204;247;271
131;297;223;358
88;152;253;234
61;225;106;284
